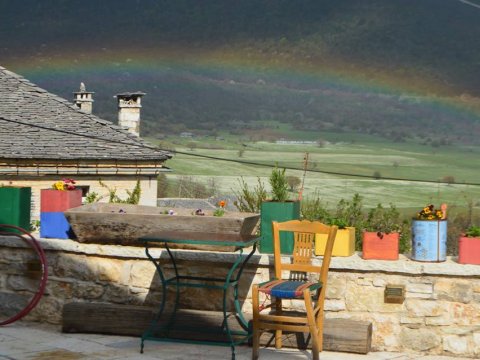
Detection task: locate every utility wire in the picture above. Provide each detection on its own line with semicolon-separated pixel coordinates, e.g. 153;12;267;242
2;115;480;186
458;0;480;10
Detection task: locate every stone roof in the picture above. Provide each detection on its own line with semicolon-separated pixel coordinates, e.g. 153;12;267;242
0;66;171;161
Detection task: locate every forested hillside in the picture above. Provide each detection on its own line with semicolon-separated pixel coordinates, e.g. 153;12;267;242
1;0;480;143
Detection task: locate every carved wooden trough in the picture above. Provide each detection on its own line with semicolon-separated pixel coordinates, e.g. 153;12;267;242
64;203;260;251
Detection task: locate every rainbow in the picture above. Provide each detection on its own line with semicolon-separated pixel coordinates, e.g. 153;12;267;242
5;45;480;119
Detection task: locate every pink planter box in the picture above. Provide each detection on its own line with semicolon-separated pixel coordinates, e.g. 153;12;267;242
40;189;82;212
458;236;480;265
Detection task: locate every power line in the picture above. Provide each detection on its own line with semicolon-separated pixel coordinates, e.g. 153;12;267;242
458;0;480;10
2;115;480;186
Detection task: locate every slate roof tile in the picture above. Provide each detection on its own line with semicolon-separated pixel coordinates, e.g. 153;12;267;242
0;66;172;162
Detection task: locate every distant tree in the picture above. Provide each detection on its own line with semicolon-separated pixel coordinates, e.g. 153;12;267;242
238;149;245;157
373;171;382;180
187;142;197;151
157;173;169;198
442;175;455;184
176;176;213;198
317;138;326;148
206;177;220;196
393;161;399;168
286;176;301;192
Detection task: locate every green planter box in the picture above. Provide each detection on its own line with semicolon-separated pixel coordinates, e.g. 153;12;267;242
0;187;32;231
260;201;300;254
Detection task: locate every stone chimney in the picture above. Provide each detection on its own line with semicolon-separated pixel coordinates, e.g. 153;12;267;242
114;92;146;137
73;82;94;114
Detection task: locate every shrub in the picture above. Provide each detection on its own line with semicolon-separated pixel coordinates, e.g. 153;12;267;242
286;175;301;192
232;177;267;213
269;166;289;202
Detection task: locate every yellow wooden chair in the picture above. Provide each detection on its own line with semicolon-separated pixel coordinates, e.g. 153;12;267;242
251;220;337;360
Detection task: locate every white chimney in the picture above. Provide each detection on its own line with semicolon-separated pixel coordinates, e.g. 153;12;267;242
73;82;94;114
114;92;146;137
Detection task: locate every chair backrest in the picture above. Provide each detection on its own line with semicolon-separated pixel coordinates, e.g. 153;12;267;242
272;220;337;285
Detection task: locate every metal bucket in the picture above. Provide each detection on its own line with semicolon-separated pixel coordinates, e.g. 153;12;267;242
411;219;447;262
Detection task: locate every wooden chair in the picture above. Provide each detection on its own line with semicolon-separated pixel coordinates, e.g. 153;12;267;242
251;220;337;360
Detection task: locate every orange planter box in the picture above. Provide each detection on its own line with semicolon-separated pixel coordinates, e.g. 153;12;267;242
458;236;480;265
362;231;399;260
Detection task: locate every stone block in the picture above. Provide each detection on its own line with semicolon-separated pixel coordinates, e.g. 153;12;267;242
443;335;468;355
27;297;63;324
425;315;452;326
325;299;346;311
7;274;40;292
103;284;133;304
405;299;448;317
473;332;480;355
72;282;105;299
407;282;433;295
54;253;95;281
399;327;440;351
452;302;480;325
326;276;346;299
435;279;473;303
94;258;123;283
356;276;372;286
46;279;74;299
346;283;403;313
400;316;424;325
372;277;387;287
129;260;156;288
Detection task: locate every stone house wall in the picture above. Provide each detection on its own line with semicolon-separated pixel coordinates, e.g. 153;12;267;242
0;176;157;219
0;236;479;358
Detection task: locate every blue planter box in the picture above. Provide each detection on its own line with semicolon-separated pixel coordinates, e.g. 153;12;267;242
411;219;447;262
40;212;75;239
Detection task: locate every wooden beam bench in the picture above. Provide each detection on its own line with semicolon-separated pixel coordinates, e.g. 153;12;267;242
62;302;372;354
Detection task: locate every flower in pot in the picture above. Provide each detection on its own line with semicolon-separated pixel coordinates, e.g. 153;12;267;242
41;178;83;239
362;203;406;260
411;204;447;262
458;225;480;265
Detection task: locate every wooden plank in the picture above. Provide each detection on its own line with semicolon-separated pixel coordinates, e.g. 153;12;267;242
62;303;372;354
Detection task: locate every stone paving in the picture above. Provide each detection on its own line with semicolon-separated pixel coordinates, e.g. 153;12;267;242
0;321;474;360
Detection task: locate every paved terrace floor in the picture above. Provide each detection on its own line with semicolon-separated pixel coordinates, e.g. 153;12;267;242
0;321;473;360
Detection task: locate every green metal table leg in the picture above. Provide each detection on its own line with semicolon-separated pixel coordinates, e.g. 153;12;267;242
233;243;257;330
164;244;181;334
222;248;245;360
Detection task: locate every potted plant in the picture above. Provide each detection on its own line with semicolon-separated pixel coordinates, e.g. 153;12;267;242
362;203;406;260
314;194;363;257
260;167;300;254
411;204;447;262
458;225;480;265
0;185;31;232
40;178;82;239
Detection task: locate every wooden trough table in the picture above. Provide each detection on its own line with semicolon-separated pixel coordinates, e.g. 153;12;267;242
139;231;260;360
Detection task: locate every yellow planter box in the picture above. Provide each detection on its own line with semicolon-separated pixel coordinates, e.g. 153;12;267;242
315;227;355;257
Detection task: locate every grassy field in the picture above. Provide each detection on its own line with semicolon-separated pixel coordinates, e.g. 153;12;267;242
148;129;480;211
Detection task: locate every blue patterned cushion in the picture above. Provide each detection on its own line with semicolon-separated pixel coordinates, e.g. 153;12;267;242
258;279;322;299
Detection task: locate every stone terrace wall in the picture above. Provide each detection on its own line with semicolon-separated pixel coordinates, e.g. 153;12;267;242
1;236;479;358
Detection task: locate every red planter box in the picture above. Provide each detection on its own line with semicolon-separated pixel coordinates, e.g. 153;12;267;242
458;236;480;265
40;189;82;212
362;231;399;260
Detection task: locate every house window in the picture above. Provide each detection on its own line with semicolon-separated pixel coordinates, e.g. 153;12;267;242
76;185;90;197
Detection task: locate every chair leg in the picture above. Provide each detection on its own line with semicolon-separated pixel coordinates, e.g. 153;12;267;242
315;294;326;352
274;298;283;349
304;290;320;360
252;285;260;360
